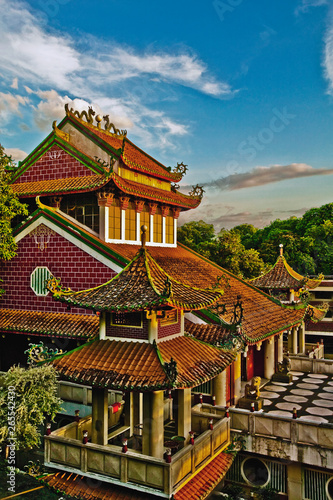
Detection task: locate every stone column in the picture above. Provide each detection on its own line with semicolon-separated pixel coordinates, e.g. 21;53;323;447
177;388;191;445
91;387;108;445
142;390;164;458
264;338;275;379
99;311;106;340
213;371;227;407
234;354;241;403
298;323;305;355
287;463;303;500
292;326;298;355
278;333;284;363
148;311;158;343
97;193;113;241
287;330;293;353
124;392;134;436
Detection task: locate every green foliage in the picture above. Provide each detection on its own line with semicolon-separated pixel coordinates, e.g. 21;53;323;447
0;144;28;262
254;485;279;500
221;483;245;499
178;202;333;277
0;365;62;450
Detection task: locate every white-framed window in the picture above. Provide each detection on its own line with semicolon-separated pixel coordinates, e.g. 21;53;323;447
30;267;53;296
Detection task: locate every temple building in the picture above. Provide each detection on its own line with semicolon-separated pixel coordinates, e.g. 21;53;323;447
0;105;331;499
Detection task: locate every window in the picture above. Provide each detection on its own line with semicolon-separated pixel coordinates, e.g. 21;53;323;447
241;458;269;487
160;309;178;326
153;207;162;243
125;201;137;241
165;215;174;244
111;312;142;328
109;198;121;239
61;194;99;233
30;267;53;296
140;205;150;242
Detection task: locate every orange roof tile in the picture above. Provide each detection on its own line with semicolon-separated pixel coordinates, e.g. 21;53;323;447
174;451;234;500
48;248;223;312
104;243;310;344
64;111;182;182
250;255;322;290
0;309;98;339
111;171;200;209
51;335;235;390
11;174;109;197
41;472;152;499
185;318;231;345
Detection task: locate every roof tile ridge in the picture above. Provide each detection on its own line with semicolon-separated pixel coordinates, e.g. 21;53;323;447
177;242;284;305
143;249;164;300
64;109;127;141
40;338;97;365
249;255;282;283
282;255;306;282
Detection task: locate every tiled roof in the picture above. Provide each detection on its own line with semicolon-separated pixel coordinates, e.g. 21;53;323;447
174;451;234;500
105;243;311;343
250;256;322;290
64;111;182;182
11;174;109;197
41;472;152;499
0;309;98;339
48;248;223;312
111;171;200;209
50;336;235;390
185;318;231;345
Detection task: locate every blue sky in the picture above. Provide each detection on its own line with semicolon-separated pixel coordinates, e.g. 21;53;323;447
1;0;333;229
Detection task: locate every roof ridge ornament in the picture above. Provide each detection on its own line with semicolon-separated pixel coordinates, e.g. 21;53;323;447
189;184;205;199
64;104;127;137
279;243;283;256
173;162;188;176
141;224;147;248
164;357;178;385
52;121;70;142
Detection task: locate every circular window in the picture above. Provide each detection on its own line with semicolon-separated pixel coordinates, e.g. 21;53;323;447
241;457;270;487
326;477;333;500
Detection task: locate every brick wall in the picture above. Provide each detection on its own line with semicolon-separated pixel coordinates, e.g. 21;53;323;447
158;314;181;339
0;232;116;314
15;145;94;183
106;314;148;340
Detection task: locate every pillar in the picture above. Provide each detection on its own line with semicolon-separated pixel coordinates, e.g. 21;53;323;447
287;463;303;500
124;392;134;436
298;323;305;355
287;330;292;353
91;387;108;445
213;371;227;407
292;326;298;355
148;311;158;343
264;338;275;379
234;354;241;403
177;388;191;444
278;333;284;363
97;193;113;241
99;311;106;340
142;390;164;458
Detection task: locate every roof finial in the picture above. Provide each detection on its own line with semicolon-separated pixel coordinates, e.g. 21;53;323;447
141;225;147;248
279;243;283;256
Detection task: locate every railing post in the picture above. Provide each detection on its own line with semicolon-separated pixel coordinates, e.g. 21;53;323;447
249;413;255;436
81;446;87;472
120;455;128;483
45;437;50;463
164;466;172;495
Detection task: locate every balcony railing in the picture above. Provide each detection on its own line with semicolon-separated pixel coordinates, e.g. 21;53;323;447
44;406;230;496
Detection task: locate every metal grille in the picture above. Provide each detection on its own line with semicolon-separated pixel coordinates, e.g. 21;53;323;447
30;267;52;296
226;454;286;493
193;380;212;395
304;468;332;500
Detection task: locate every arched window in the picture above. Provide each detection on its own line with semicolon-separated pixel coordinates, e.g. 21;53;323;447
241;458;269;487
125;201;137;241
153;207;162;243
165;215;174;244
140;204;150;242
109;198;121;239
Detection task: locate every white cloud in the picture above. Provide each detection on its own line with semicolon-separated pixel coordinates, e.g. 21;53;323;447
0;91;29;120
324;15;333;95
10;78;18;89
4;147;27;162
295;0;328;15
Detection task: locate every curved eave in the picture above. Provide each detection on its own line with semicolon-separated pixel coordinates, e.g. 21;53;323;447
112;172;201;209
11;174;110;198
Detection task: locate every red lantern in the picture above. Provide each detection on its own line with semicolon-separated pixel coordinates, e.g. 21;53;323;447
225;406;229;418
122;438;128;453
199;393;203;405
189;431;195;445
74;409;80;422
46;423;51;436
165;448;172;463
251;402;255;412
293;407;297;419
212;395;216;406
209;418;214;431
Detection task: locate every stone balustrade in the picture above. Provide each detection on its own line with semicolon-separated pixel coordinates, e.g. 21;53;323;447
230;408;333;468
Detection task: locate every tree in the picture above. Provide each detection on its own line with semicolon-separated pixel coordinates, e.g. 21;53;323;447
177;220;215;252
0;365;62;450
0;144;28;262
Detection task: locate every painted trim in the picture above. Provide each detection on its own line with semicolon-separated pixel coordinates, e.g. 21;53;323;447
162;217;166;245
